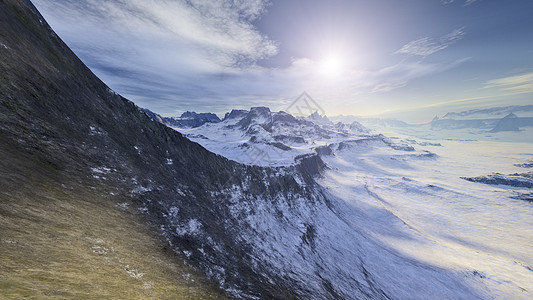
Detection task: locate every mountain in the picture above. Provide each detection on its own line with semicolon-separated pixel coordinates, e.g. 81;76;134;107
430;117;497;130
330;115;411;128
0;1;224;298
0;1;323;297
330;106;533;132
431;106;533;131
140;108;221;128
490;112;521;132
307;111;332;126
223;109;248;120
180;107;373;166
441;105;533;120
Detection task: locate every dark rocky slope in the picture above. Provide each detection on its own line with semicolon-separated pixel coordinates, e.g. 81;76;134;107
0;0;327;298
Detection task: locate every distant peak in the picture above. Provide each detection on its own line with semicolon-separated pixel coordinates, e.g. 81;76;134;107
180;111;196;118
249;107;271;115
309;111;321;118
223;109;248;120
503;112;518;119
307;111;331;125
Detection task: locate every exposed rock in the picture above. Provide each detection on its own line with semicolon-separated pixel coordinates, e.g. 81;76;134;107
462;172;533;188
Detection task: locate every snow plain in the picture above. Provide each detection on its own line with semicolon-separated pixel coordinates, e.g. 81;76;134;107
319;137;533;299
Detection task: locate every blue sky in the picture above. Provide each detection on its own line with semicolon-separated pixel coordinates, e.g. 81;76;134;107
32;0;533;122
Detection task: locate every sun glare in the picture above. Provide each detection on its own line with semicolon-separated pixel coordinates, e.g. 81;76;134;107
320;55;343;77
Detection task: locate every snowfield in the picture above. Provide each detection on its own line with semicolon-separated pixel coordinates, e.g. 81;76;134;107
319;138;533;299
174;108;533;299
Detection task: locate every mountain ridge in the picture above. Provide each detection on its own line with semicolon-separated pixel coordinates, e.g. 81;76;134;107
141;107;221;128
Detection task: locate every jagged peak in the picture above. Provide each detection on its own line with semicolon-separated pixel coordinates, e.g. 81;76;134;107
249;106;272;116
502;112;518;119
307;111;332;125
223;109;248;120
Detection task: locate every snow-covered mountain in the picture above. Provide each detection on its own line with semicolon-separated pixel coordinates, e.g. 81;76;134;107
441;105;533;120
141;108;221;128
490;112;521;132
431;106;533;132
331;115;410;128
179;106;373;166
332;105;533;143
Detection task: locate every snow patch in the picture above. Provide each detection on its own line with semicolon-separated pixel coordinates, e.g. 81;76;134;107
106;87;119;96
89;125;106;136
115;202;130;210
124;265;144;279
175;219;203;236
91;166;113;174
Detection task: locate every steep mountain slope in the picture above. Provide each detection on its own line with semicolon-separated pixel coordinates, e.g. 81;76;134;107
0;1;495;299
0;1;224;298
0;1;332;298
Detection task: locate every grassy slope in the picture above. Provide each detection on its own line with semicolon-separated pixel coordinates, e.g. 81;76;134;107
0;135;225;299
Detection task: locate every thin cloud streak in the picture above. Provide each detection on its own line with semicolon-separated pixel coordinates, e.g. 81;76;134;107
484;72;533;94
396;28;465;57
441;0;480;6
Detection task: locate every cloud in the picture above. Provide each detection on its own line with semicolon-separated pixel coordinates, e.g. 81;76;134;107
464;0;480;6
356;58;469;93
441;0;480;6
396;28;465;57
30;0;284;114
31;0;471;117
484;72;533;94
32;0;277;72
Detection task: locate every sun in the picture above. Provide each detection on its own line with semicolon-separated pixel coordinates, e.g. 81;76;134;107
319;55;343;77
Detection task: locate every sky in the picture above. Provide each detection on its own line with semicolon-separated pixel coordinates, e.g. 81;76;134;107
31;0;533;123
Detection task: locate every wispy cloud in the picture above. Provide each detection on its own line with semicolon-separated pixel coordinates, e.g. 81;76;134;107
464;0;480;5
31;0;282;114
441;0;480;6
32;0;277;72
396;28;465;57
370;58;469;93
31;0;471;117
484;72;533;94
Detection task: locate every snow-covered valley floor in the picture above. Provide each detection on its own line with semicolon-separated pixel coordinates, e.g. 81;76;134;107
318;138;533;298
